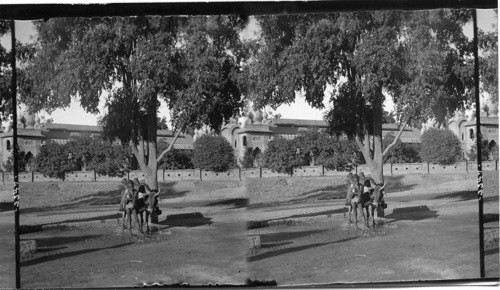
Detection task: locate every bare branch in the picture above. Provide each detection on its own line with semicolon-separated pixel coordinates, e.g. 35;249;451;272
156;128;183;163
382;121;408;157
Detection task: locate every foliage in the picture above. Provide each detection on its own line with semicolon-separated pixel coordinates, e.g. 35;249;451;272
2;150;35;172
244;10;473;182
157;140;194;170
314;136;362;171
66;135;131;176
263;138;308;174
20;16;246;188
192;134;236;172
420;128;462;165
467;139;498;161
36;142;79;179
240;147;256;168
382;133;421;163
478;16;498;104
35;135;132;178
294;130;361;170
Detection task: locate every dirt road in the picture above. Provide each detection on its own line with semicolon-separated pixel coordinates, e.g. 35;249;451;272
21;207;249;288
0;210;15;289
246;172;499;285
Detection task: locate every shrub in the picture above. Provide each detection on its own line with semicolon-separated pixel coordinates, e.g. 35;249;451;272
2;150;35;173
158;140;194;170
263;138;308;174
467;139;498;161
66;135;131;176
36;142;79;179
383;133;421;163
240;147;256;168
420;128;462;165
192;134;236;172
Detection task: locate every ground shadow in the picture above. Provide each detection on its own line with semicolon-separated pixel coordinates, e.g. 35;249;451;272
384;205;439;222
431;190;478;202
250;175;418;209
259;229;328;243
248;236;358;262
37;246;68;253
21;242;133;267
274;208;346;220
32;234;103;247
158;212;213;228
260;241;293;249
44;213;122;226
0;202;13;212
484;213;499;223
23;182;189;213
206;198;248;209
485;247;499;256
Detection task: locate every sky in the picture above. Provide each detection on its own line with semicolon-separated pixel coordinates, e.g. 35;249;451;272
1;9;497;126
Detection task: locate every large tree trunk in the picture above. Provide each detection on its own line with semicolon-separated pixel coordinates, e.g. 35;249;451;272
355;95;385;185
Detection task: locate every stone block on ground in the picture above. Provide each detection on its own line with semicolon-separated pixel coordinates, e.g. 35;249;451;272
20;239;36;260
248;235;261;251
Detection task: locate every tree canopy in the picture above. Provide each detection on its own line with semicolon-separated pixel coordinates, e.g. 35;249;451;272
244;10;474;183
20;16;247;188
192;134;236;172
420;128;462;165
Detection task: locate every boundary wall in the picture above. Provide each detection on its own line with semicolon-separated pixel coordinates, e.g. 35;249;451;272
3;160;497;183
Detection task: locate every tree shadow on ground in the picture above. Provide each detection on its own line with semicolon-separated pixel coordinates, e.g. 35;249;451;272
383;205;438;223
46;213;122;226
485;248;499;256
0;202;13;212
248;236;358;262
32;234;102;247
158;212;213;228
431;190;478;202
206;198;248;209
249;175;417;209
260;241;293;248
484;213;499;223
37;246;68;253
259;229;328;243
21;242;133;267
274;208;346;220
22;182;189;213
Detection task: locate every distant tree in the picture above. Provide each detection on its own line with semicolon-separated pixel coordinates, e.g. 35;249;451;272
3;151;36;173
467;139;496;161
36;142;79;179
157;117;169;130
65;135;131;176
240;147;255;168
382;132;421;163
420;128;462;165
263;138;308;174
479;15;498;104
294;130;361;169
2;156;13;173
157;140;194;170
315;136;362;171
192;134;236;172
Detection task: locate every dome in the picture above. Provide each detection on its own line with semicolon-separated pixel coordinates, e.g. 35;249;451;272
254;109;263;124
24;113;36;129
490;104;498;117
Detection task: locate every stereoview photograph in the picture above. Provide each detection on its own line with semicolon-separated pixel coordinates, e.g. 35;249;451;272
0;7;498;288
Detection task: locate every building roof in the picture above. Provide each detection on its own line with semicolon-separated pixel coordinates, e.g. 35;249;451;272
238;125;274;134
41;123;102;132
464;116;499;127
269;118;327;127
